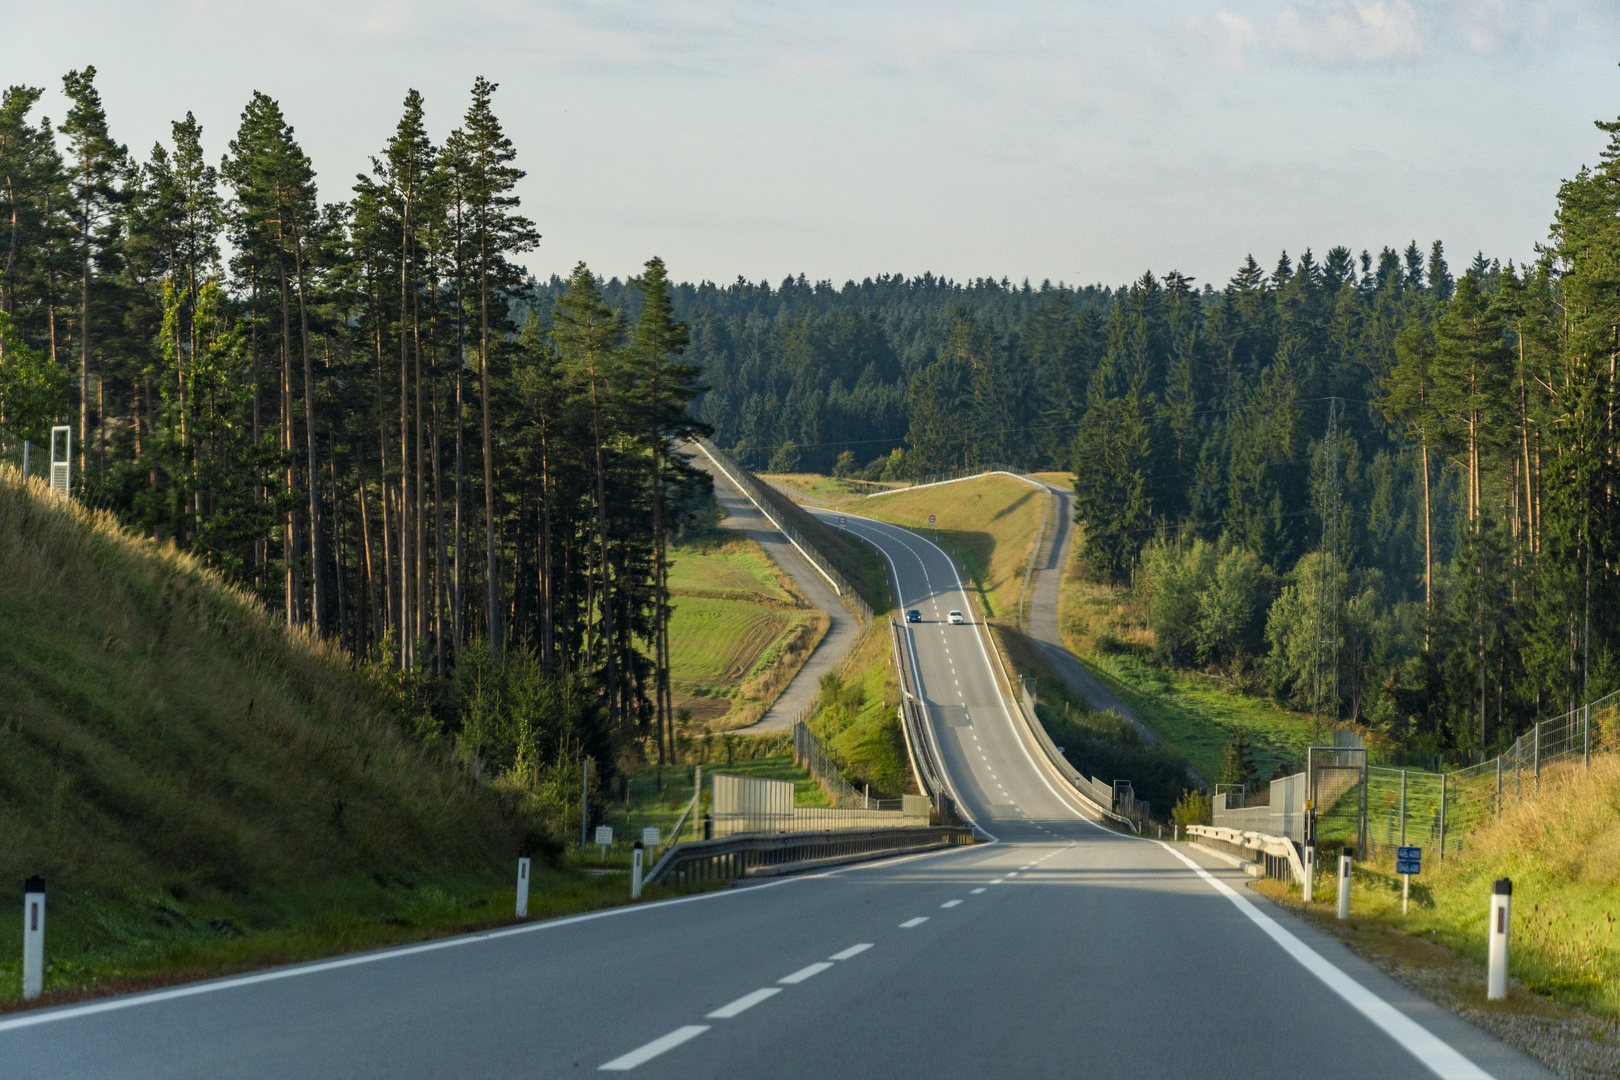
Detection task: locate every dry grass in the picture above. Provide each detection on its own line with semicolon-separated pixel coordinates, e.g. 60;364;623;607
1258;755;1620;1020
0;467;524;1003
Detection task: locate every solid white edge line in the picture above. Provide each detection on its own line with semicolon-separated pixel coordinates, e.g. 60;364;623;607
828;943;874;961
823;510;996;845
828;508;1493;1079
1153;841;1493;1080
599;1025;710;1071
1;838;969;1034
778;961;833;985
705;988;781;1019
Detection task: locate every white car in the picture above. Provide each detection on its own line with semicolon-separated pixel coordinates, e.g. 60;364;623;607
947;610;965;624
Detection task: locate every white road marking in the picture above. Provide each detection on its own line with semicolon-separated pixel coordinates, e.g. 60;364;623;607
941;899;963;908
1156;842;1494;1080
829;943;873;961
706;988;781;1018
971;887;987;894
899;917;930;928
599;1026;710;1070
778;962;833;984
991;878;1005;884
1006;872;1019;877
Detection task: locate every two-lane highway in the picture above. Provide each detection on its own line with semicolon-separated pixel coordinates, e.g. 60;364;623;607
2;515;1555;1079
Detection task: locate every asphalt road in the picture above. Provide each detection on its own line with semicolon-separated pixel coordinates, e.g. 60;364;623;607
682;445;859;732
3;515;1553;1079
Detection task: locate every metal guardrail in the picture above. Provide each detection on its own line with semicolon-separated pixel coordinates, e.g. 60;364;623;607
694;438;874;622
1186;825;1306;884
644;825;975;887
864;464;1043;497
888;618;965;827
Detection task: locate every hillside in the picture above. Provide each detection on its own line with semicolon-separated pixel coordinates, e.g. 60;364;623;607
0;469;532;1002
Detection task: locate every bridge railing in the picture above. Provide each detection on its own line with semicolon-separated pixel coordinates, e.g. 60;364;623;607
644;826;975;888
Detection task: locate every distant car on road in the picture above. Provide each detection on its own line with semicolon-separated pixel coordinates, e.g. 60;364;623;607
905;609;922;623
947;610;965;624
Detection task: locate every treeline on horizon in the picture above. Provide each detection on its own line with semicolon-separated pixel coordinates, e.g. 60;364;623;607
6;66;1620;775
653;118;1620;763
0;69;710;825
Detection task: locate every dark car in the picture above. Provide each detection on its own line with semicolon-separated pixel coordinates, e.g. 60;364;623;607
905;609;922;623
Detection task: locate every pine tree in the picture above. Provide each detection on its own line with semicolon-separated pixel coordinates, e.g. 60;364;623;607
60;67;126;476
450;77;538;654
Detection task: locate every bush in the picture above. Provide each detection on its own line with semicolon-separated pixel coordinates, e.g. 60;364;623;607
1171;789;1212;831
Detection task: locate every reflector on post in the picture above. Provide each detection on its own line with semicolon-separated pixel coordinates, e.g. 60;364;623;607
49;426;71;496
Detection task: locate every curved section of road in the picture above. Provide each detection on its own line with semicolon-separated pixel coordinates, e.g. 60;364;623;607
2;510;1552;1079
1021;478;1161;742
682;449;860;732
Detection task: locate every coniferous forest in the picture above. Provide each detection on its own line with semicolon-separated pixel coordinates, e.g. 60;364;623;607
0;72;709;798
4;67;1620;773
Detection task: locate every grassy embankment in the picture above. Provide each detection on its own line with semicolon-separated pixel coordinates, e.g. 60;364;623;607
665;533;829;731
741;473;914;799
0;468;677;1009
1250;754;1620;1033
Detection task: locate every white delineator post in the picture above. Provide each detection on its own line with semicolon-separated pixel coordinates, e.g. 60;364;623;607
23;875;45;1000
1488;878;1512;1001
1337;851;1352;920
515;856;531;919
1302;844;1315;903
631;841;644;899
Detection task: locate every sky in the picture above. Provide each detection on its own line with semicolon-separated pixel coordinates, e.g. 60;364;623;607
6;0;1620;291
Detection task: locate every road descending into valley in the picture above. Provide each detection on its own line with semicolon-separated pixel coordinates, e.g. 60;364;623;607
3;514;1552;1079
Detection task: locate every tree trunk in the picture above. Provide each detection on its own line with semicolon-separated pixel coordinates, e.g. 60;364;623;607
292;218;327;636
480;237;500;654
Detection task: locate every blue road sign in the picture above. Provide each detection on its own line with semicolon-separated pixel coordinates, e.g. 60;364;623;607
1397;846;1421;861
1397;860;1421;875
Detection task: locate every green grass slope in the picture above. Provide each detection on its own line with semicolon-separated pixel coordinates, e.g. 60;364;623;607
0;468;531;1003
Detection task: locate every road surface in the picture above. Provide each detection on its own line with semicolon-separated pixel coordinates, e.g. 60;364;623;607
681;446;860;732
1;514;1551;1079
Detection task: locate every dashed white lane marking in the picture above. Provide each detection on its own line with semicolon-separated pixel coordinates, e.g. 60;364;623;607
600;1026;710;1070
1006;872;1019;877
829;943;873;961
991;878;1005;884
971;887;987;894
707;988;781;1018
941;899;962;908
778;962;833;985
899;917;930;928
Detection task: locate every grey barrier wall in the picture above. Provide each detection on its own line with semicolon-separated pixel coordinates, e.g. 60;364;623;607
709;773;929;838
645;826;976;888
692;437;874;622
1212;772;1309;842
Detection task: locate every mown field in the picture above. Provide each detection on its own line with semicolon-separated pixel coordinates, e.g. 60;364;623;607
666;534;828;730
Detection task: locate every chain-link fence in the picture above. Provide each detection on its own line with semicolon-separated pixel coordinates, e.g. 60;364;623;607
1219;689;1620;867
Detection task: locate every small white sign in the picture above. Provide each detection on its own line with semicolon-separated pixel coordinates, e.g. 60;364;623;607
642;826;660;848
928;514;936;526
594;825;613;846
838;516;846;527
